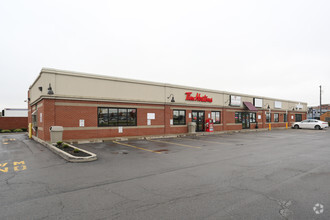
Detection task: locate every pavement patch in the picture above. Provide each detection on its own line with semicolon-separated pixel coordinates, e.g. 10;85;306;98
149;139;201;149
113;141;162;154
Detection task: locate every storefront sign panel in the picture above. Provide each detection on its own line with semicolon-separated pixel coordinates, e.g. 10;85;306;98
254;98;263;108
185;92;213;103
230;95;241;106
275;101;282;109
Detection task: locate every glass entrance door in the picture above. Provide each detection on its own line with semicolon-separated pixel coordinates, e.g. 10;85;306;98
242;112;250;129
192;111;205;132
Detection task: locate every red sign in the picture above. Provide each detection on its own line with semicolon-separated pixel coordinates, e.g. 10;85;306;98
185;92;213;103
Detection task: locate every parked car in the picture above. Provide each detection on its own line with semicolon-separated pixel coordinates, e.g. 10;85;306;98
292;119;329;130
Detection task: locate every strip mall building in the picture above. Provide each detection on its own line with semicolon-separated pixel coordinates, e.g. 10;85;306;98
28;68;307;142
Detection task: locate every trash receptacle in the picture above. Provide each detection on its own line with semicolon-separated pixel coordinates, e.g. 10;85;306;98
188;122;197;133
49;126;64;143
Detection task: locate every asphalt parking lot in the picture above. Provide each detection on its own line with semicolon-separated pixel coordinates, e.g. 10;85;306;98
1;129;330;219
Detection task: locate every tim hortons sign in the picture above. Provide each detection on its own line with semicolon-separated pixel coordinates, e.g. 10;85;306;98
185;92;213;103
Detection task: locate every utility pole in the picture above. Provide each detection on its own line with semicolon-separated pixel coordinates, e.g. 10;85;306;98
319;85;322;119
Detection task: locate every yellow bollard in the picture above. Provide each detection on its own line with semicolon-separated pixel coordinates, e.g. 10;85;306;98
28;123;32;139
269;123;271;131
286;122;288;129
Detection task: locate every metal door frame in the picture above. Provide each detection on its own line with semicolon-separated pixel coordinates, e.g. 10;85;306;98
192;110;205;132
242;112;250;129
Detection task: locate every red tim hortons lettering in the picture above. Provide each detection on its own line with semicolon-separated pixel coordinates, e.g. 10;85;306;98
185;92;213;103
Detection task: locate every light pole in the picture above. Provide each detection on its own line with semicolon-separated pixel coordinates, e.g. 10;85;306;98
288;105;295;122
264;104;271;131
319;85;322;119
286;109;288;129
268;105;271;131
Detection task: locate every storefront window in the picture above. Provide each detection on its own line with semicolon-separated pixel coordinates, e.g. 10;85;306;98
128;109;137;126
173;110;186;125
118;109;128;126
98;107;137;126
284;113;287;122
98;108;109;126
249;113;256;123
235;112;242;123
211;111;221;124
274;113;279;122
266;112;271;122
295;114;302;122
109;108;117;126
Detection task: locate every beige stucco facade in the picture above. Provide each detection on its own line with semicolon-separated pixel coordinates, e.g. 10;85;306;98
29;68;307;112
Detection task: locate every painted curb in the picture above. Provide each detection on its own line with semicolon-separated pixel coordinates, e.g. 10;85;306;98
32;136;97;162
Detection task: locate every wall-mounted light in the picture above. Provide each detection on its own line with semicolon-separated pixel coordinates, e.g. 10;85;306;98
167;94;175;103
47;83;54;95
38;87;43;92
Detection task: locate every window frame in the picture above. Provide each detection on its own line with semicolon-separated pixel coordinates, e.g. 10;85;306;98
235;112;242;123
173;109;186;125
274;113;279;122
283;113;287;122
266;112;271;123
295;114;302;122
98;107;137;127
249;112;256;123
211;111;221;124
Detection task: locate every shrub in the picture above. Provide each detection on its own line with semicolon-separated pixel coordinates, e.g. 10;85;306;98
57;141;63;147
73;148;80;153
1;130;11;133
21;128;28;132
13;129;23;132
63;144;69;148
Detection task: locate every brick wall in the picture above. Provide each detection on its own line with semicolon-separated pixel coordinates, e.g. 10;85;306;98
0;117;28;130
320;112;330;122
28;98;307;142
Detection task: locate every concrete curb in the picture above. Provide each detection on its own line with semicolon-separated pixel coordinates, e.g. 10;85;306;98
32;136;97;162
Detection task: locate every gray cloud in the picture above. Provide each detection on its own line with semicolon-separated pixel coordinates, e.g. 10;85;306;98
0;0;329;111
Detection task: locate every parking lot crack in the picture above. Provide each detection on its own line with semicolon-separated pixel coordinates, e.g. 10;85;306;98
231;186;293;219
108;190;138;202
139;185;171;198
3;174;17;190
134;188;235;213
22;140;34;154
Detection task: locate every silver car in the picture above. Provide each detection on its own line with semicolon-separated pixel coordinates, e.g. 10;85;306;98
292;119;329;130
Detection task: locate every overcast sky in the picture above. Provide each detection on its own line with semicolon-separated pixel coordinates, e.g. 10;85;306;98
1;0;329;111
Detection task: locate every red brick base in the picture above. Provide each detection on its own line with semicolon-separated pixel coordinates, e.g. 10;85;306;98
28;99;306;142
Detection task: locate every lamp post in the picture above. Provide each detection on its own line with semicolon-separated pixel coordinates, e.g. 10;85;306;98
286;109;288;129
264;103;271;131
320;85;322;119
167;94;175;103
47;84;54;95
268;105;271;131
291;107;295;124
